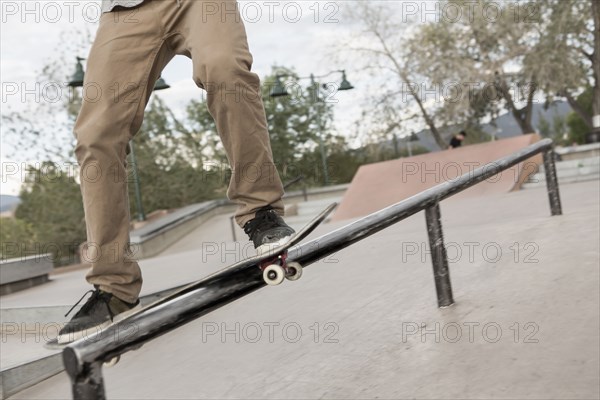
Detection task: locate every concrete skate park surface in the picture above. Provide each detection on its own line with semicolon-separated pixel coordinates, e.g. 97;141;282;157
333;134;543;221
4;179;599;399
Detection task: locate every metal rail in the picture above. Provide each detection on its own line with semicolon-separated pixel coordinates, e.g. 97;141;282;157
287;138;561;306
64;138;561;399
283;174;308;202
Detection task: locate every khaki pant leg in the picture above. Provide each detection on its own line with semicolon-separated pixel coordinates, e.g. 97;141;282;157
75;3;174;303
174;0;285;227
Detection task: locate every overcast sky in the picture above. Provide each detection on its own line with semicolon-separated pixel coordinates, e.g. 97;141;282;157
1;0;386;195
0;0;546;196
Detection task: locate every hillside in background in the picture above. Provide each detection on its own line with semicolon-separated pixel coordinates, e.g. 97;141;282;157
410;101;572;151
0;195;21;214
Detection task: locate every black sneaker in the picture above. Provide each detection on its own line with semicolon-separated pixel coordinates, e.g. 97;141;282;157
243;206;295;254
57;289;141;344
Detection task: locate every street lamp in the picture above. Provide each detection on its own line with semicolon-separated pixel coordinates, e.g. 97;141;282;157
67;57;85;88
270;70;354;186
404;132;419;157
68;57;170;92
68;58;170;221
153;76;171;91
128;74;170;221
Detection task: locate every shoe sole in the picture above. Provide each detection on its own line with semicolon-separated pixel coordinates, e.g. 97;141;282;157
256;235;293;257
57;303;143;345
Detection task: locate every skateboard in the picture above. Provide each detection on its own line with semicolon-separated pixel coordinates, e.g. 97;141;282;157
255;203;336;285
45;203;337;359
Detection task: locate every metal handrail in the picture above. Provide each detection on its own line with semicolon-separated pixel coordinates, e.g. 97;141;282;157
283;175;305;190
290;138;560;262
63;138;561;399
283;174;308;202
287;138;560;305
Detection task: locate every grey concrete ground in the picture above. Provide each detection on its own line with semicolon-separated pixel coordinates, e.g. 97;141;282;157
4;180;600;399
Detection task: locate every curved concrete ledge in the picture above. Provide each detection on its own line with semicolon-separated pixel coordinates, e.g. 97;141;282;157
555;142;600;161
0;254;53;296
0;353;63;400
128;185;350;260
129;200;234;259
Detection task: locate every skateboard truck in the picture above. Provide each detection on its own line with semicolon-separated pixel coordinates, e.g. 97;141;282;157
260;252;303;285
254;203;337;285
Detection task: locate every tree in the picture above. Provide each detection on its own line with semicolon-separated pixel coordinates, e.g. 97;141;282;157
566;87;594;144
409;0;546;135
14;162;86;263
537;112;567;143
532;0;597;131
339;2;448;149
592;0;600;132
0;218;38;260
129;96;227;216
404;0;596;139
262;67;337;184
126;65;342;217
2;26;93;161
4;40;366;267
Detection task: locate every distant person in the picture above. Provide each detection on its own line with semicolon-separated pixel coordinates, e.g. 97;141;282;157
449;131;467;149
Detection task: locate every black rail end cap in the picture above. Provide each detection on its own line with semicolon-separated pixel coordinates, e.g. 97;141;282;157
63;346;82;378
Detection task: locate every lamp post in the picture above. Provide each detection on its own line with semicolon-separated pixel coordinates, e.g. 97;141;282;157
270;70;353;186
68;57;85;87
405;132;419;157
68;58;170;221
127;75;170;221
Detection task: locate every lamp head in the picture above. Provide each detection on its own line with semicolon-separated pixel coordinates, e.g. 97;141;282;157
270;75;289;97
338;71;354;91
67;57;85;88
153;76;170;91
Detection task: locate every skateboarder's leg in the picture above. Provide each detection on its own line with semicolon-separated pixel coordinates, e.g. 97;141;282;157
180;0;286;228
60;4;175;343
75;6;174;304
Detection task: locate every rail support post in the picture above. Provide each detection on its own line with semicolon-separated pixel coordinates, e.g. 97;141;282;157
230;215;237;242
425;203;454;308
542;150;562;216
68;361;106;400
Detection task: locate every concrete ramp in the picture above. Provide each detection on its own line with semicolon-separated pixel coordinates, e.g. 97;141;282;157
333;134;542;221
7;181;600;399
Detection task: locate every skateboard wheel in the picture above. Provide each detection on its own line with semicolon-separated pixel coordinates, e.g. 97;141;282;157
285;262;303;281
104;356;120;367
263;264;285;285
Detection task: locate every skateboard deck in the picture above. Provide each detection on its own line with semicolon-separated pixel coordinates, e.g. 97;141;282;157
46;203;336;351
